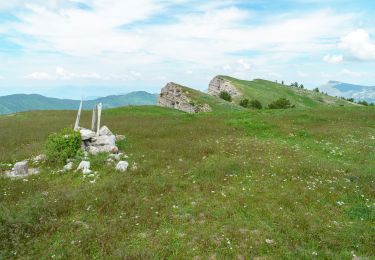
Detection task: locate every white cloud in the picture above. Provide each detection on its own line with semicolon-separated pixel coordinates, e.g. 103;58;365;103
323;54;343;64
297;71;309;77
24;72;52;80
339;29;375;61
24;67;106;80
340;69;365;77
237;59;251;70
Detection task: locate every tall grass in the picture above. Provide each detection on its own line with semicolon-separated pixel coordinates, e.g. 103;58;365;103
0;106;374;258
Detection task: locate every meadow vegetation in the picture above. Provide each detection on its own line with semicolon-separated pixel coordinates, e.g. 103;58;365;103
0;105;374;258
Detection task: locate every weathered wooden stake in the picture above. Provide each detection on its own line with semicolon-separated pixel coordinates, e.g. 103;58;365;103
91;105;97;131
74;98;83;130
96;103;102;136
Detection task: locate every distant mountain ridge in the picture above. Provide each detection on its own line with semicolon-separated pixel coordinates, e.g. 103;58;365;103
0;91;157;115
319;81;375;103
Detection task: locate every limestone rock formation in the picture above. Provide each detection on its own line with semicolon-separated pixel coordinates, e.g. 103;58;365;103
158;82;212;113
208;76;242;97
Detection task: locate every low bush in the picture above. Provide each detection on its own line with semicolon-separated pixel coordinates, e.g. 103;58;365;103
239;98;262;109
250;99;262;109
239;98;249;108
219;91;232;102
268;98;295;109
45;128;81;164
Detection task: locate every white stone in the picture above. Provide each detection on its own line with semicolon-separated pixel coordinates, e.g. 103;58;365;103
99;126;113;136
80;128;96;140
109;153;123;161
13;161;28;176
77;161;90;172
87;145;118;155
91;135;116;147
115;135;125;141
82;168;92;174
33;154;46;163
116;161;129;172
63;162;74;171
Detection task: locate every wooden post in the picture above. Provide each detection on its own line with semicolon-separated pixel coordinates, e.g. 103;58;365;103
96;103;102;136
74;98;83;130
91;105;97;131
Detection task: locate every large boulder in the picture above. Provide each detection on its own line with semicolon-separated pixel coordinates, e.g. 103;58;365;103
208;76;242;98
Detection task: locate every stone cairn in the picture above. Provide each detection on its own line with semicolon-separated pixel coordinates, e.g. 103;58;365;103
74;100;123;155
2;100;128;178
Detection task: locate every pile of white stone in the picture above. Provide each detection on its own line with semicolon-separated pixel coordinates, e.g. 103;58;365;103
79;125;122;155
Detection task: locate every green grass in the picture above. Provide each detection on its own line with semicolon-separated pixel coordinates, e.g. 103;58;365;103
221;76;356;108
0;105;374;259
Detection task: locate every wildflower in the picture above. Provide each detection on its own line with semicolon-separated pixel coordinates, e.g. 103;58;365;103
265;239;274;244
312;251;318;256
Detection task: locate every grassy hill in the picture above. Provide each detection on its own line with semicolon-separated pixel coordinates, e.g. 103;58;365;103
0;104;374;258
220;76;356;108
0;91;157;115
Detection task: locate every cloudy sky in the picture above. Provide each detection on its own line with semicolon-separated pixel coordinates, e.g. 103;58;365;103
0;0;374;98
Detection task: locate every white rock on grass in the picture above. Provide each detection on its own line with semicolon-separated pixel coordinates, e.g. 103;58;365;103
77;161;91;174
13;161;28;176
109;153;123;161
63;162;74;171
99;126;113;136
115;161;129;172
80;128;96;140
115;135;125;141
33;154;46;163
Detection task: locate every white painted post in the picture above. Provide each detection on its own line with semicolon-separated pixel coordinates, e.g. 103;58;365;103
91;105;97;131
96;103;102;136
74;98;83;130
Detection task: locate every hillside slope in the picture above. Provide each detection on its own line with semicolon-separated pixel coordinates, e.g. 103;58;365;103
0;91;157;114
210;76;356;108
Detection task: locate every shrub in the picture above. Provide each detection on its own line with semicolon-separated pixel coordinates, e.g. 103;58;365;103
45;128;81;164
250;99;262;109
219;91;232;102
358;100;369;106
239;98;249;108
313;88;319;92
268;98;295;109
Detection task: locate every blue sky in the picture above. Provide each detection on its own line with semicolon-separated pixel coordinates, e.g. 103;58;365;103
0;0;374;98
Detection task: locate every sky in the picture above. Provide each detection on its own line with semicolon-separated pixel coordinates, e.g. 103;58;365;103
0;0;374;98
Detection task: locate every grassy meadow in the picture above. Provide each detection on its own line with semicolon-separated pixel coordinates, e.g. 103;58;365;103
0;105;374;259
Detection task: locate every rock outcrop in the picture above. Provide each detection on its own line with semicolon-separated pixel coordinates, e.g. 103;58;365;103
208;76;242;97
158;82;212;113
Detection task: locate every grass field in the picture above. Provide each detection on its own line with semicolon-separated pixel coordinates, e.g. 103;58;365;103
0;105;374;259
